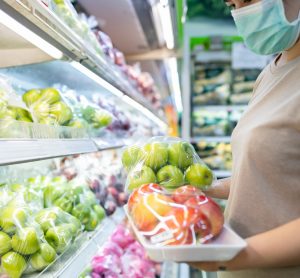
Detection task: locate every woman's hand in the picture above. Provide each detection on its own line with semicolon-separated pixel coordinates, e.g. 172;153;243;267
202;177;231;200
188;218;300;272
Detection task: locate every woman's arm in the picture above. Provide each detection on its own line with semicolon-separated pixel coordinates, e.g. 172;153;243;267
203;177;231;200
190;218;300;271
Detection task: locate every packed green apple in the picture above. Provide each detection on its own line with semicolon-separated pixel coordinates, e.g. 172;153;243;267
122;140;214;191
0;176;106;277
22;88;73;126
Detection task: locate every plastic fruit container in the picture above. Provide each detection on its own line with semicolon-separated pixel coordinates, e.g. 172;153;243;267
125;204;246;262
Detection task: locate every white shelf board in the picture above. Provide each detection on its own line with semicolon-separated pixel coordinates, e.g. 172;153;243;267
0;139;97;165
192;136;231;143
214;170;231;178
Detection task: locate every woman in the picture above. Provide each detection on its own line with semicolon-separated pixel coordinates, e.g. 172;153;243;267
190;0;300;277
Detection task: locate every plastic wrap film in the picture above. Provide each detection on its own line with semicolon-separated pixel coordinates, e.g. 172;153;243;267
122;137;224;247
80;224;159;278
122;136;216;192
0;173;106;277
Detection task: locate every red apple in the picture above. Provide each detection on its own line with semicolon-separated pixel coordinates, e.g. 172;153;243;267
185;195;224;238
128;183;163;211
130;192;173;232
152;206;198;245
172;185;204;204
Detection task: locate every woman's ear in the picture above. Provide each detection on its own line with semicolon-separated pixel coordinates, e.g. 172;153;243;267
284;0;300;22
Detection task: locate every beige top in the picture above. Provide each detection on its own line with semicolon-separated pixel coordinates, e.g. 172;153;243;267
219;56;300;278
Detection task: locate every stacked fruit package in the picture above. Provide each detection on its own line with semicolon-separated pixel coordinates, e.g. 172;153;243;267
0;76;35;138
0;190;64;277
50;0;104;57
28;176;106;232
122;137;224;248
59;87;113;134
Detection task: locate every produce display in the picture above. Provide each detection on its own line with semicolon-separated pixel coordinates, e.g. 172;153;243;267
194;142;232;171
122;137;224;247
57;151;128;216
192;64;260;105
0;175;105;277
80;224;160;278
192;109;243;137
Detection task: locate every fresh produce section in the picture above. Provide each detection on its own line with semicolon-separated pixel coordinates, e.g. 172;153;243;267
0;174;106;277
189;39;262;176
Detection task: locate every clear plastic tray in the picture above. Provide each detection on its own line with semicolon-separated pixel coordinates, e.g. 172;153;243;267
124;205;247;262
0;119;88;139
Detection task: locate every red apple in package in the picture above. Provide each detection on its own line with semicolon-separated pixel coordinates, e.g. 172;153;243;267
128;184;224;246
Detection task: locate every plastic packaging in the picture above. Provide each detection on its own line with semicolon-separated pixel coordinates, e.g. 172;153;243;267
122;137;216;192
126;183;224;246
21;87;73;126
80;224;158;278
122;137;224;250
0;193;57;277
42;177;106;231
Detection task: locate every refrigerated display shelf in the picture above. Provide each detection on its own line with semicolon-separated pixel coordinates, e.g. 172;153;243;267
25;215;119;278
0;139;97;165
0;0;165;122
192;136;231;143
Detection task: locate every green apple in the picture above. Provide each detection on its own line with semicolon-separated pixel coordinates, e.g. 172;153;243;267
31;101;50;120
35;210;58;233
92;111;112;128
122;146;140;171
168;142;194;170
157;165;184;189
84;191;97;206
68;119;87;129
61;223;77;236
1;251;27;278
40;242;56;262
85;210;99;231
72;204;91;224
40;88;61;104
43;185;65;207
140;142;168;171
6;107;18;119
22;89;41;106
11;227;40;255
128;165;157;191
92;204;105;221
29;243;56;270
0;231;11;255
45;225;73;253
49;101;73;125
38;116;58;126
0;207;27;234
53;197;73;214
185;163;214;188
10;183;22;192
18;116;33;123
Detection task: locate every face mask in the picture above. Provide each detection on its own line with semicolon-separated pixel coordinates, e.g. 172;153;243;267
231;0;300;55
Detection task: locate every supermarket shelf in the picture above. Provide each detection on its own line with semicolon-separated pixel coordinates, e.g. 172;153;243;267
194;105;247;111
0;139;97;166
192;136;231;143
214;170;231;178
0;0;166;124
92;138;125;151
